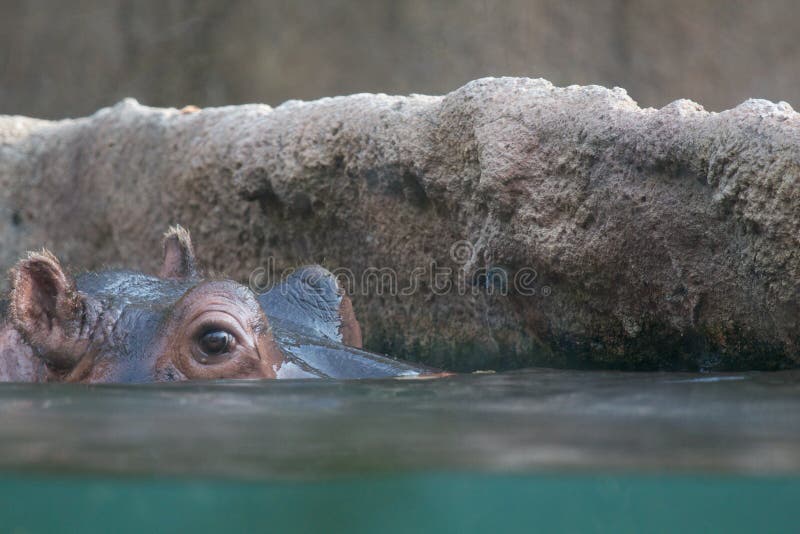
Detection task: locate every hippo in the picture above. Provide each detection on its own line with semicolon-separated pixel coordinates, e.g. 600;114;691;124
0;226;436;383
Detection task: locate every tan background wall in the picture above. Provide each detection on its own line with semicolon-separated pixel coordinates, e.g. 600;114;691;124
1;0;798;119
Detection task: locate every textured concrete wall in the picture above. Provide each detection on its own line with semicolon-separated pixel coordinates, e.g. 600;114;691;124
2;78;799;371
1;0;799;118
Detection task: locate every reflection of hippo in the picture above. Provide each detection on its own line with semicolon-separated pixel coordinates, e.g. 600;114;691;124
0;227;436;383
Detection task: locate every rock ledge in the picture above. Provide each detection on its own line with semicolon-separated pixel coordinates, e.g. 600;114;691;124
2;77;799;370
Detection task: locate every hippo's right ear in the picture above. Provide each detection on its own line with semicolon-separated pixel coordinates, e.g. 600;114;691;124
159;225;198;280
9;250;96;370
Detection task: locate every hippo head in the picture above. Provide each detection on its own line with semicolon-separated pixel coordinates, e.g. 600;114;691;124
8;227;284;382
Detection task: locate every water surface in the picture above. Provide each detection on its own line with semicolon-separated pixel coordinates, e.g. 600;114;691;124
0;368;798;532
1;368;798;477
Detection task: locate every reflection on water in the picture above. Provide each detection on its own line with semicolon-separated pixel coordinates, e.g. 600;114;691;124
0;368;798;478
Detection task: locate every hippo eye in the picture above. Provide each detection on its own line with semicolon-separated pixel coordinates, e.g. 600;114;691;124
195;329;236;362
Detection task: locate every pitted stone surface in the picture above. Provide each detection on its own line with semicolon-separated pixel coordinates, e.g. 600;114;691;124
2;78;799;370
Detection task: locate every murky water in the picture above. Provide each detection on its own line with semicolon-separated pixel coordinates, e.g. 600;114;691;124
0;368;798;531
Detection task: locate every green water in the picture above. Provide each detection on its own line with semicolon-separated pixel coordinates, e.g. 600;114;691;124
1;473;797;533
0;369;799;532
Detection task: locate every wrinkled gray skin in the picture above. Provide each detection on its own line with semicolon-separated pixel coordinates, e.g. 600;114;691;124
0;228;433;383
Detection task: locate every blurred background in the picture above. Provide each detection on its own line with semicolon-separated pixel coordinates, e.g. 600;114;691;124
1;0;799;119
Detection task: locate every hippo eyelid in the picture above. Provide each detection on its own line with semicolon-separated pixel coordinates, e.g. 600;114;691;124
187;312;250;344
194;322;239;340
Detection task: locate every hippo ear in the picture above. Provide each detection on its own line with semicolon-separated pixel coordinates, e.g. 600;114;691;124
159;225;198;280
336;291;362;348
10;250;94;369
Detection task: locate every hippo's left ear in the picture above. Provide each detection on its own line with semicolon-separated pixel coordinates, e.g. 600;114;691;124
10;250;98;370
159;225;198;280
